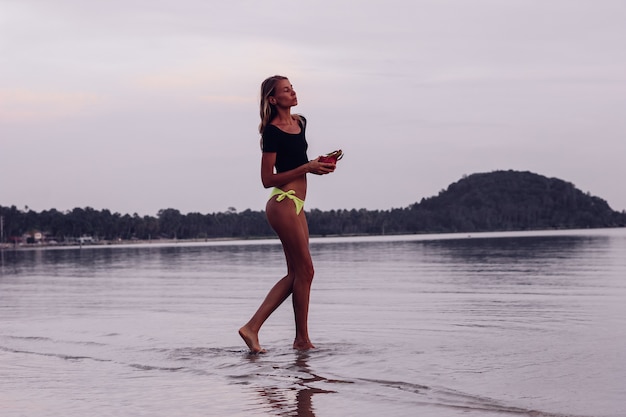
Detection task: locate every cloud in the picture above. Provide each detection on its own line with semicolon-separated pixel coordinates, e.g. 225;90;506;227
198;95;255;105
2;0;625;214
0;89;102;122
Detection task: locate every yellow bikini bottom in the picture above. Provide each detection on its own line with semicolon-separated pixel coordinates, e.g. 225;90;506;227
269;188;305;215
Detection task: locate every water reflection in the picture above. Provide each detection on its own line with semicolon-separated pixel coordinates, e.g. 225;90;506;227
419;234;607;263
247;352;337;417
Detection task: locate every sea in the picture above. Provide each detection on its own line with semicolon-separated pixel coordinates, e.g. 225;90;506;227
1;228;625;417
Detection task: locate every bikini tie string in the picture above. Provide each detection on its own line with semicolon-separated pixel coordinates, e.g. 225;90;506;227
275;189;296;202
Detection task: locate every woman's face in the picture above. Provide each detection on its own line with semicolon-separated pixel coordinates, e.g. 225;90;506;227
271;79;298;108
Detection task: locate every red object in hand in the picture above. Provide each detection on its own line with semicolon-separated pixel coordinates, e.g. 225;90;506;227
318;150;343;164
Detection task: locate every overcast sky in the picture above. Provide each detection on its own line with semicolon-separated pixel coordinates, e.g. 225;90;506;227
2;0;625;216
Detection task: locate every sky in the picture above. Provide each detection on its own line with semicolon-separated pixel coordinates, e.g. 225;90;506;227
1;0;625;216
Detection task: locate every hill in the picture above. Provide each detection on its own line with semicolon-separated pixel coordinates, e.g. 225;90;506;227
406;170;625;232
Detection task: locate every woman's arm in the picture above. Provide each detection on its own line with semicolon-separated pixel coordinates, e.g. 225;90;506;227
260;152;335;189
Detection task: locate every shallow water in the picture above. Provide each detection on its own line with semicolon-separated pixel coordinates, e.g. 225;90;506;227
1;229;625;416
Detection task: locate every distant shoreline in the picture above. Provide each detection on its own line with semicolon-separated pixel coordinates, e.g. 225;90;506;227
2;227;625;252
0;236;260;251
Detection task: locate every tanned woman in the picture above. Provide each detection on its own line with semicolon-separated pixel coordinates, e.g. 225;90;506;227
239;75;338;353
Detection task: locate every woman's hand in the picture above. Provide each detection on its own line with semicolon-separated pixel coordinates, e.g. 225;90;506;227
307;157;336;175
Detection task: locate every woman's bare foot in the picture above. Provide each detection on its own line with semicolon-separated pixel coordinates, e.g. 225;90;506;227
293;338;315;351
239;326;266;354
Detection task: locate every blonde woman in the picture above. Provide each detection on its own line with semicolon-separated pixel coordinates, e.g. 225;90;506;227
239;75;337;353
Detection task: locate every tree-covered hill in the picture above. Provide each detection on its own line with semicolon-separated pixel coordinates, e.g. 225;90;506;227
405;170;625;233
1;170;624;243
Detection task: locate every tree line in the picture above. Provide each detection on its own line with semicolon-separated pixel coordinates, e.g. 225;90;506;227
1;170;624;244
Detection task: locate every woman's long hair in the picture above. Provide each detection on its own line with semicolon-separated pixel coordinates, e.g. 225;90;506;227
259;75;287;134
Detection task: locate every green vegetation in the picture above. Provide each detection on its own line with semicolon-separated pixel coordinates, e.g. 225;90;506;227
1;170;624;244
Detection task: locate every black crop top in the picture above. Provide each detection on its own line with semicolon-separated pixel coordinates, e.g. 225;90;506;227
261;117;309;173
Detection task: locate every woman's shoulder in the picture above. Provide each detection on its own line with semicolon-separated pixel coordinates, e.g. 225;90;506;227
294;114;306;126
292;114;306;132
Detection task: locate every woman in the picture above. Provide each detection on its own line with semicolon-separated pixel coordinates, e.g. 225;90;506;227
239;75;337;353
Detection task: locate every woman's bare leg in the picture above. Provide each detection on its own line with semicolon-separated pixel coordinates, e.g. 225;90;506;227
289;211;315;350
268;203;315;350
239;271;293;353
239;198;315;352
